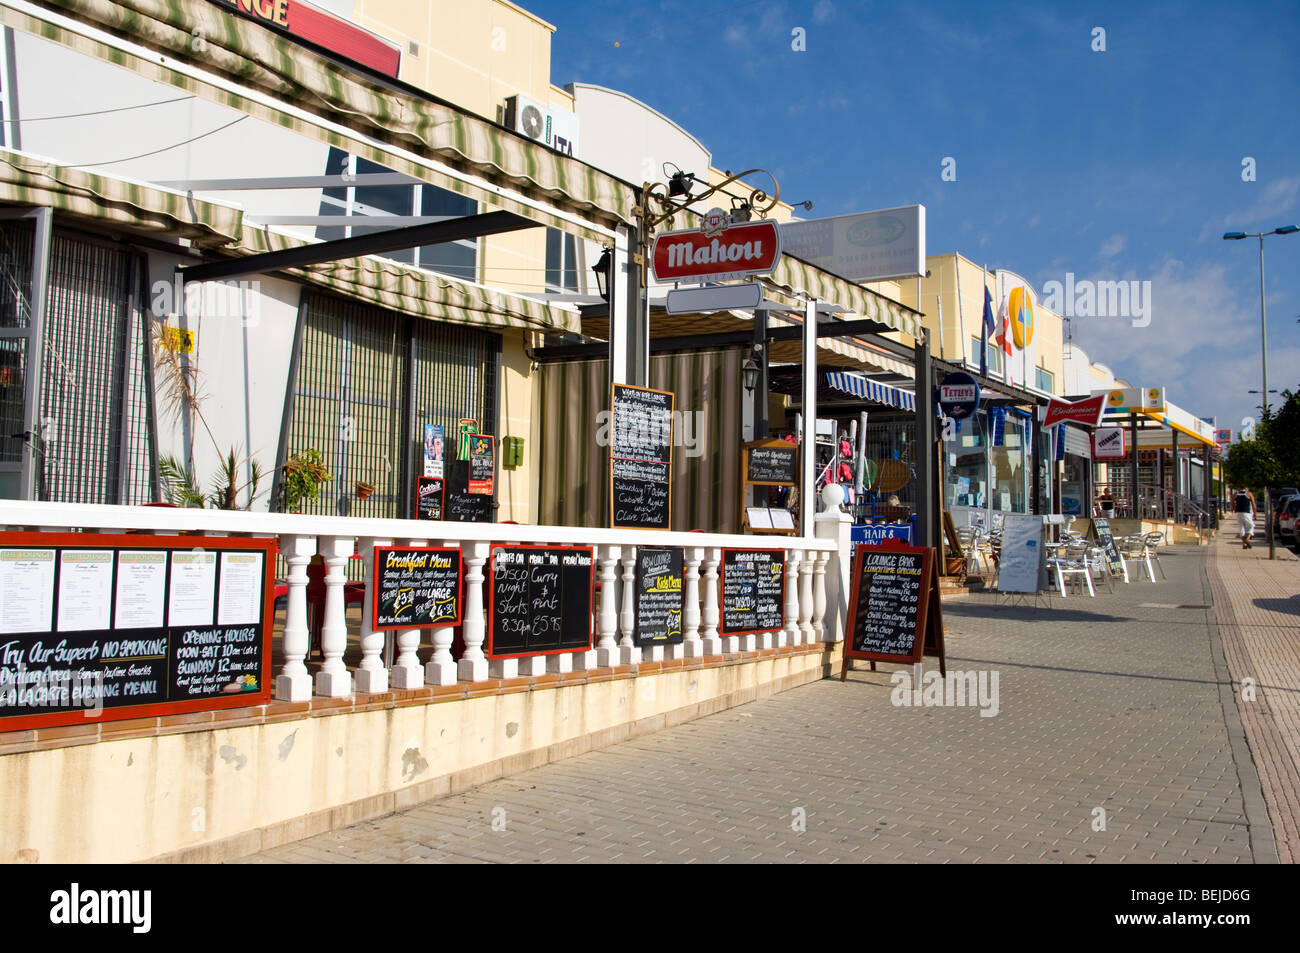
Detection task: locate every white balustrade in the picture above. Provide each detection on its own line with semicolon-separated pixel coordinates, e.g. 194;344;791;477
798;551;814;643
784;550;802;646
812;551;828;642
354;537;390;694
680;547;704;658
700;548;722;656
425;537;460;686
457;541;489;682
596;545;621;667
390;538;426;689
275;533;315;702
315;535;355;698
619;547;643;663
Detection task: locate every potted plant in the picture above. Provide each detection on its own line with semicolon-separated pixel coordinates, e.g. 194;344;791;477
355;480;376;500
279;448;332;513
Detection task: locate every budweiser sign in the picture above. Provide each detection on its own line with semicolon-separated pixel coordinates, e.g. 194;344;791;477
1043;394;1106;428
651;219;782;283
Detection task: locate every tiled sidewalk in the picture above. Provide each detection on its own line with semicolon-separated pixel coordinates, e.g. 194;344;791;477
233;537;1269;864
1206;521;1300;863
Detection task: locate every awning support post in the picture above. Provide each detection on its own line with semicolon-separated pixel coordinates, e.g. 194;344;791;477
801;297;817;539
914;330;936;553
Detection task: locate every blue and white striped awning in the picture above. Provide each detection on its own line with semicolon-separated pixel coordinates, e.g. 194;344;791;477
825;372;916;411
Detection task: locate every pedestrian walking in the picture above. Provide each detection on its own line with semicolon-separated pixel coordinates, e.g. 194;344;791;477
1232;487;1257;549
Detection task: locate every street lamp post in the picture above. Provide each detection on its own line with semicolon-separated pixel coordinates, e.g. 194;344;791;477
1223;224;1299;559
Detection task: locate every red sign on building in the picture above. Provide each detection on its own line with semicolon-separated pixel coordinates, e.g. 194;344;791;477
1043;394;1107;428
213;0;402;77
651;219;782;284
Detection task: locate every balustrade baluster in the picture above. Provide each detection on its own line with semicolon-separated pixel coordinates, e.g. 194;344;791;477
315;536;354;697
813;551;828;642
354;537;390;693
785;550;802;646
275;534;315;702
619;547;642;664
700;548;721;656
679;547;703;658
596;545;621;667
390;538;427;688
457;541;490;682
798;549;814;642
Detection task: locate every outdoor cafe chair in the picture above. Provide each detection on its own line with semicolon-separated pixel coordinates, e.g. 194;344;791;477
1047;543;1094;597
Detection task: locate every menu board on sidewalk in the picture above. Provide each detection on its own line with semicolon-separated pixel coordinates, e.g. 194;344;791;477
997;513;1045;594
0;532;274;731
720;548;785;635
415;476;444;521
634;548;684;646
1091;518;1125;577
372;546;462;630
609;383;674;530
488;545;594;657
842;541;945;673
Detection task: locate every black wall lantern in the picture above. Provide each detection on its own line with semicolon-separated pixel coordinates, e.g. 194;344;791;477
591;247;612;301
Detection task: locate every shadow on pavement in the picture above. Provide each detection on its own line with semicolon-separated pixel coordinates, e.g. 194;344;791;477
1252;596;1300;618
942;600;1132;624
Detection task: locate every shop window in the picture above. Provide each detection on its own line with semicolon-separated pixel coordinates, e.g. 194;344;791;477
317;149;478;280
1035;366;1054;393
281;292;499;518
545;228;580;292
970;336;1001;375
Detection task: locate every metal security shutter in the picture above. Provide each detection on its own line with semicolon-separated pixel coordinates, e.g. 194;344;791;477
0;221;33;479
38;232;155;504
284;292;499;518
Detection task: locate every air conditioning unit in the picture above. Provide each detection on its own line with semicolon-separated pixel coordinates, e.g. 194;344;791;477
504;95;579;157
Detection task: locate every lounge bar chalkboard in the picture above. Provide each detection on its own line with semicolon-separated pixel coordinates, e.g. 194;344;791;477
488;545;595;657
634;547;684;646
444;460;493;523
415;476;444;521
720;548;785;635
841;540;946;676
0;532;274;731
372;546;462;630
609;383;674;530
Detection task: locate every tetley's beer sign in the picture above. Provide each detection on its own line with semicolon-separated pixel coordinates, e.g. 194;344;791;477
651;212;782;284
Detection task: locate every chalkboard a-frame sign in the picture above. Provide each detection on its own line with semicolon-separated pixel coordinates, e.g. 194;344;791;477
841;539;946;678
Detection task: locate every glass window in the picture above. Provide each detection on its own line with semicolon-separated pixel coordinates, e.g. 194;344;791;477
1035;366;1054;393
545;228;579;292
970;336;1002;375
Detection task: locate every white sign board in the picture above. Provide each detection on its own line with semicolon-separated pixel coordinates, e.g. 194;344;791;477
779;205;925;282
997;513;1044;594
1094;427;1127;458
666;282;763;315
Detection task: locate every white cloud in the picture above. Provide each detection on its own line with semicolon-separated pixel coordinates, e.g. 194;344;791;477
813;0;835;23
723;24;748;47
1098;234;1125;258
1199;175;1300;242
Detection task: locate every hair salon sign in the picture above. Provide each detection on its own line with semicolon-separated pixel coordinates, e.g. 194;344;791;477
651;215;782;284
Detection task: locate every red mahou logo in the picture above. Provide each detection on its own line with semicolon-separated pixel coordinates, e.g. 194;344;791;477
651;220;782;283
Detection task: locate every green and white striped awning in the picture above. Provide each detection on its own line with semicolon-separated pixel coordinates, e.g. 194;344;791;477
0;148;244;246
5;0;633;240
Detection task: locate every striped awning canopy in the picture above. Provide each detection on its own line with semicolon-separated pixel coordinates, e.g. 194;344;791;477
826;372;916;411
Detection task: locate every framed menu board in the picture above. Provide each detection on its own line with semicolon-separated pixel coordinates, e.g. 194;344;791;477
841;540;946;675
468;434;495;495
488;545;594;658
609;383;674;530
415;476;444;521
0;532;274;732
720;548;785;635
741;437;800;535
634;547;684;646
372;546;462;630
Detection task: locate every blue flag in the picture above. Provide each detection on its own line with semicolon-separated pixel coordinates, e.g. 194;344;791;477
979;286;994;377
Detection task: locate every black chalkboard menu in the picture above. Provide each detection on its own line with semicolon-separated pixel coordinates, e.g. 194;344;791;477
488;545;594;657
1091;518;1125;577
0;532;273;731
609;383;674;530
634;548;684;646
841;541;948;673
720;548;785;635
372;546;462;630
746;442;798;485
444;460;493;523
415;476;444;521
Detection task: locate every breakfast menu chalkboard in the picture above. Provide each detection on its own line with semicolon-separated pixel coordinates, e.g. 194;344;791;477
720;548;785;635
372;546;462;630
634;547;684;646
488;545;594;657
609;383;674;530
0;532;274;731
842;541;945;672
415;476;443;521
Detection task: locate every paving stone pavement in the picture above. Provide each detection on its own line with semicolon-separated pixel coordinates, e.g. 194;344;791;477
235;540;1271;864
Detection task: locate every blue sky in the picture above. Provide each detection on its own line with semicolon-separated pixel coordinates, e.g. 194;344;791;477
534;0;1300;437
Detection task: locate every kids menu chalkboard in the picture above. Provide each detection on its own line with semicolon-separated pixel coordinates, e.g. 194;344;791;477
372;546;462;630
843;542;933;664
488;545;594;657
415;476;444;521
720;548;785;635
609;383;673;530
0;532;274;731
634;547;684;646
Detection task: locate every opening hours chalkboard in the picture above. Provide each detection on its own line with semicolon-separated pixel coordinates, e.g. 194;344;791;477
415;476;444;521
634;547;684;646
372;546;462;630
0;532;274;731
488;545;595;658
609;383;674;530
720;548;785;635
841;540;946;676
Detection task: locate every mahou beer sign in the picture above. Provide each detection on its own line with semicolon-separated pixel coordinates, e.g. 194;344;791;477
651;214;782;284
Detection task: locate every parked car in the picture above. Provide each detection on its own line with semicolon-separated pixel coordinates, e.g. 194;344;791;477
1271;490;1299;536
1280;499;1300;541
